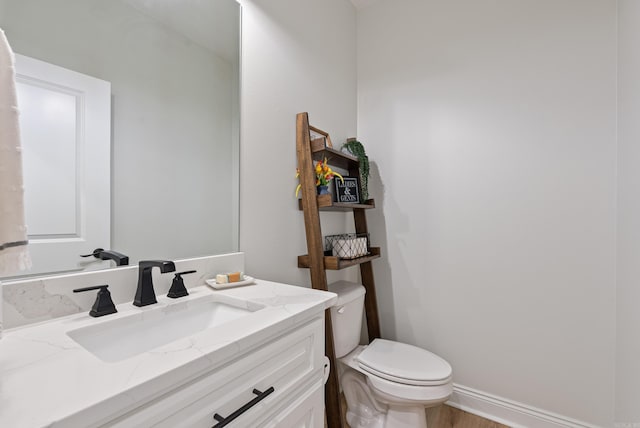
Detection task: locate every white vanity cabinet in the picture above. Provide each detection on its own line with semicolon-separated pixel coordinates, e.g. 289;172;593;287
0;278;337;428
105;317;326;428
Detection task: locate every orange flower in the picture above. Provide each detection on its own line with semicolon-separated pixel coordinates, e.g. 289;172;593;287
295;157;344;197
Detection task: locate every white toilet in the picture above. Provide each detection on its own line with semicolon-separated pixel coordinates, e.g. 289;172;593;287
328;281;453;428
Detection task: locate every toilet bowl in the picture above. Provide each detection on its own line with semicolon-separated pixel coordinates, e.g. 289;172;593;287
328;281;453;428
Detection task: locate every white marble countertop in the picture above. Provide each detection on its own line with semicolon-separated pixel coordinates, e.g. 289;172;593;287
0;280;337;428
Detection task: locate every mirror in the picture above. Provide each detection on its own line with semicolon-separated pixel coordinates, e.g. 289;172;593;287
0;0;240;276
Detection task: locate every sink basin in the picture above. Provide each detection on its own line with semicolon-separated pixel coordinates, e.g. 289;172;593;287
67;297;261;362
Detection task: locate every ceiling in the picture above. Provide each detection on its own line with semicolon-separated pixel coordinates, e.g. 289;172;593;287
122;0;239;62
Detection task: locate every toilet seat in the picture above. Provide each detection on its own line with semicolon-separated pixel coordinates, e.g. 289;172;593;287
365;370;453;403
357;339;452;386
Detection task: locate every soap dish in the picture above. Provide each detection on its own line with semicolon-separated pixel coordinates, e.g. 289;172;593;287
205;275;255;290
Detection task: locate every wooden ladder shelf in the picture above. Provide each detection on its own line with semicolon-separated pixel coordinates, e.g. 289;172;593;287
295;112;381;428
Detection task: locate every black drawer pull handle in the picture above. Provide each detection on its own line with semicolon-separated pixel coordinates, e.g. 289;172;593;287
212;386;275;427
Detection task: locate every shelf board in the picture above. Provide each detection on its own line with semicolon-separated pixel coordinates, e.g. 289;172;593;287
310;141;359;170
298;247;381;270
298;195;375;211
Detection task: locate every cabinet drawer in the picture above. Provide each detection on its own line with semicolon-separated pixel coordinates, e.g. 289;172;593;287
105;317;324;428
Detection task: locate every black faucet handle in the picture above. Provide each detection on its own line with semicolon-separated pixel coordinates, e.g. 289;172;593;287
80;248;104;258
73;285;117;317
167;270;197;299
176;270;197;277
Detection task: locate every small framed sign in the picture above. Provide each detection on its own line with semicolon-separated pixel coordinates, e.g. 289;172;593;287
334;176;361;204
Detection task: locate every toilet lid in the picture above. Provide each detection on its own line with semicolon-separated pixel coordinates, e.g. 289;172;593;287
357;339;452;386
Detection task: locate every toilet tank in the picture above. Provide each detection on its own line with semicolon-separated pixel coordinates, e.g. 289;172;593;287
327;281;366;358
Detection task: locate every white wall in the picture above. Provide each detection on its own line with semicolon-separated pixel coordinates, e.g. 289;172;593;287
616;0;640;424
0;0;237;265
357;1;617;426
239;0;358;286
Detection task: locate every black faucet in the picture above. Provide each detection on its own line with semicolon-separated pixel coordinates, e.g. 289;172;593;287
134;260;176;307
167;270;197;298
80;248;129;266
73;285;117;317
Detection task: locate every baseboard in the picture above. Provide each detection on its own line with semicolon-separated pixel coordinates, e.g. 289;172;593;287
446;384;601;428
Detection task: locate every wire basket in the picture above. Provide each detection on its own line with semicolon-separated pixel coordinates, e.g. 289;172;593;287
325;233;370;260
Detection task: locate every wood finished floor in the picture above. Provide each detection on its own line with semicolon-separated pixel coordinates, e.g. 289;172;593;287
327;394;511;428
426;404;510;428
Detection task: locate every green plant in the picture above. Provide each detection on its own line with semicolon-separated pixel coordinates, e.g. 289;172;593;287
341;139;370;201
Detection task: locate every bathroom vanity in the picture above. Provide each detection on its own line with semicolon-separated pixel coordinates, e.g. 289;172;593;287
0;278;336;427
